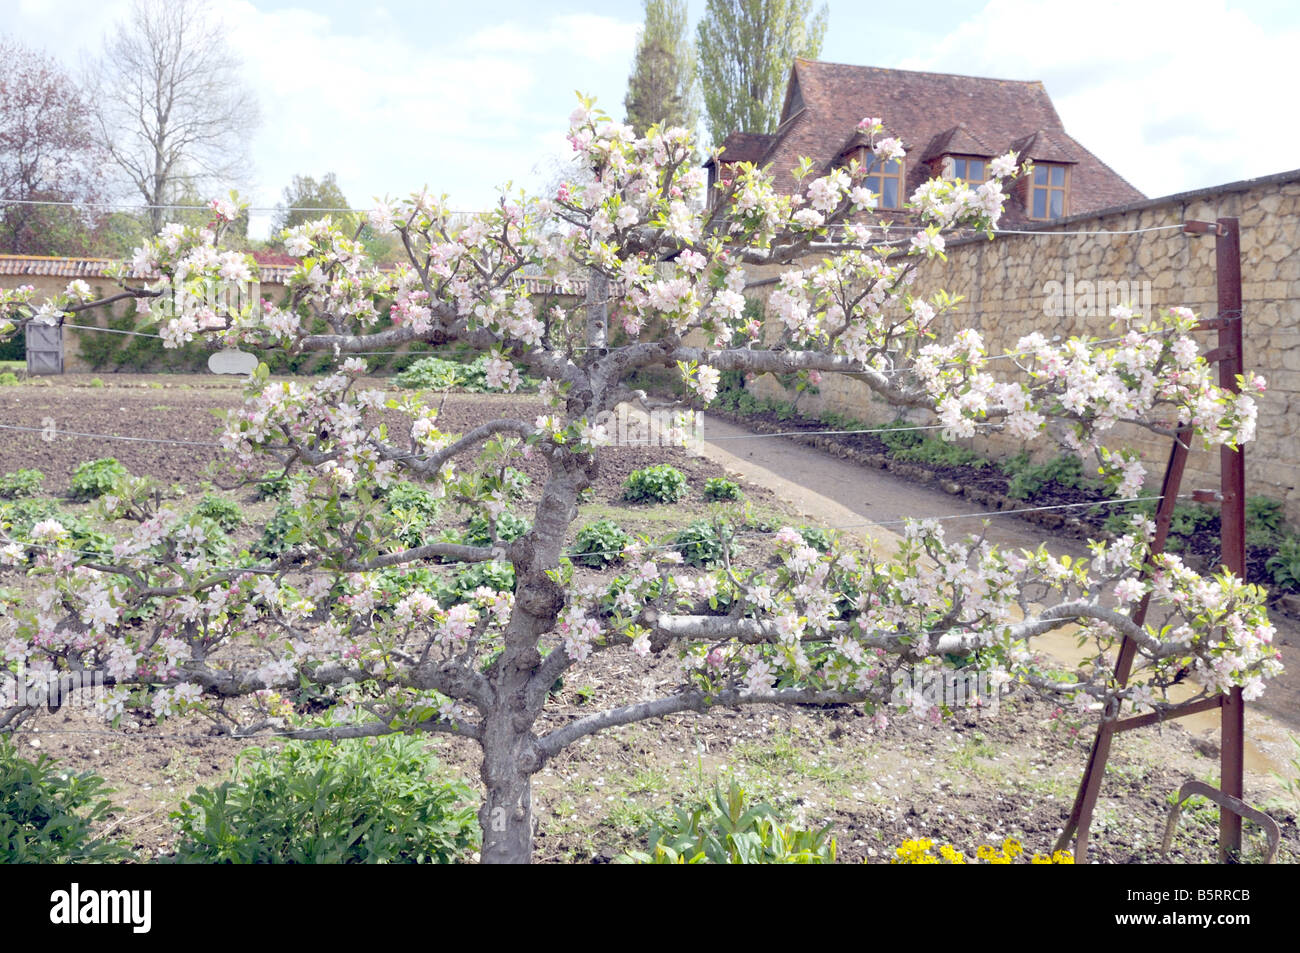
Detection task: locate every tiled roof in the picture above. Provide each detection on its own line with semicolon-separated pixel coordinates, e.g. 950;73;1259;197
716;59;1144;223
920;124;995;162
0;255;122;278
250;250;302;268
0;254;299;284
708;131;777;166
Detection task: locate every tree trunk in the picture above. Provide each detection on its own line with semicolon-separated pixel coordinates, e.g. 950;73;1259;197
478;718;537;864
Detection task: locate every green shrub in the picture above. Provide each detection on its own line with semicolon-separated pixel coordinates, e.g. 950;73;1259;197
394;353;532;392
0;499;113;558
1246;497;1287;547
1004;454;1092;500
365;556;514;611
623;464;688;504
255;503;302;556
0;469;43;500
394;355;463;390
383;482;443;547
1100;499;1158;537
878;418;925;453
168;736;479;864
673;519;736;568
1267;536;1300;592
893;436;987;469
0;372;19;386
0;737;131;863
462;511;531;546
446;560;514;599
69;457;129;501
255;470;291;500
194;493;242;533
571;519;630;568
798;525;833;553
1168;503;1216;538
622;781;836;864
702;478;743;502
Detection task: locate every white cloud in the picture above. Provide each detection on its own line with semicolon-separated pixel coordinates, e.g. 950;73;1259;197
6;0;639;238
899;0;1300;197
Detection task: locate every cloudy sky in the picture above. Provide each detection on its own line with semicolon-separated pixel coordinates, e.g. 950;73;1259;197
7;0;1298;238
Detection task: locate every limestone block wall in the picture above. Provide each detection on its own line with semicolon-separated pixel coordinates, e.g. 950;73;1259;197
748;169;1300;522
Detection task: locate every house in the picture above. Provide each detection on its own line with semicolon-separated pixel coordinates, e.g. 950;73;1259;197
705;59;1145;224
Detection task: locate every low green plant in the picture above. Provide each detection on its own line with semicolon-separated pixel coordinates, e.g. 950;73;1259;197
393;353;533;392
798;525;833;553
623;464;688;504
1266;536;1300;592
1100;498;1158;536
1246;497;1287;547
1168;503;1217;538
383;486;443;547
1004;453;1093;500
393;355;464;390
0;498;113;558
443;560;515;602
622;780;836;864
69;457;129;501
254;503;302;556
168;736;479;864
673;519;736;568
194;493;242;533
255;470;291;500
893;436;987;469
878;418;925;453
0;737;131;863
462;511;531;546
0;469;43;500
0;372;19;387
702;478;744;502
571;519;630;568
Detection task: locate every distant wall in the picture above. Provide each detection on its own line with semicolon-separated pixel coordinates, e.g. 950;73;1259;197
748;169;1300;522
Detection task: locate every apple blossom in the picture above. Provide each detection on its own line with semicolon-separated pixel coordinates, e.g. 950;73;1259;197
0;98;1279;865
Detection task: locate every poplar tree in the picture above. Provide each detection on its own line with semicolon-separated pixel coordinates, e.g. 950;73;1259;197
697;0;828;144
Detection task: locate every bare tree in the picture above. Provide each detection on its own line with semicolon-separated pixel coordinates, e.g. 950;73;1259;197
0;36;105;255
90;0;259;233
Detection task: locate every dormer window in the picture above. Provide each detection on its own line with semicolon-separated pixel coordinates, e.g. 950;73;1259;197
949;156;987;185
1029;163;1068;219
864;155;903;209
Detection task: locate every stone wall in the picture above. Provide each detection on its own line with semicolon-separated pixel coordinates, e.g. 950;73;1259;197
748;169;1300;523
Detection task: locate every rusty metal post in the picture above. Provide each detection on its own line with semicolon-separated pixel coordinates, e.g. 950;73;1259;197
1216;217;1246;862
1056;428;1193;860
1057;218;1254;863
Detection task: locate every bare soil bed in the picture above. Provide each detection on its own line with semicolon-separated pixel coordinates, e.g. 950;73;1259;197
3;374;1297;864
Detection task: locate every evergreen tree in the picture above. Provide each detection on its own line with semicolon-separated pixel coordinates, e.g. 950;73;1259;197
624;0;699;138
